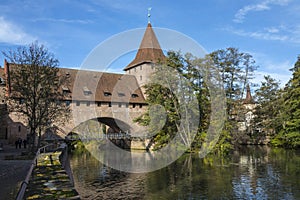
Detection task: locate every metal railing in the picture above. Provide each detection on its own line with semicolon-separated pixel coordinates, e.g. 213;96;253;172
15;143;55;200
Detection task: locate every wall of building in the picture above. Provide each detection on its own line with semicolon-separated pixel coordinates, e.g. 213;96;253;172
126;63;155;88
63;100;147;136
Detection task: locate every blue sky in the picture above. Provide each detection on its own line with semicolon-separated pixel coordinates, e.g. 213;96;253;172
0;0;299;87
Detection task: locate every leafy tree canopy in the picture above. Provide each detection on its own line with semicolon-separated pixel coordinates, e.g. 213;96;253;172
3;41;70;148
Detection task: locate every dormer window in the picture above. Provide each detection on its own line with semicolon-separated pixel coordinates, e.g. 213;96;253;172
83;86;92;96
118;92;125;97
131;94;138;98
62;86;70;95
104;92;112;96
65;71;70;78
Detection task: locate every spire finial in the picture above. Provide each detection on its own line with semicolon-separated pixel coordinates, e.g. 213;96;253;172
148;7;152;24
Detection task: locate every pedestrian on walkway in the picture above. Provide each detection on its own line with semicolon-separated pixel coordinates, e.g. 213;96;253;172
23;139;27;149
18;138;22;149
15;140;18;149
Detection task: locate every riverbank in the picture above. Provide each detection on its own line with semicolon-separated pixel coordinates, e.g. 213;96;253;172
0;143;32;200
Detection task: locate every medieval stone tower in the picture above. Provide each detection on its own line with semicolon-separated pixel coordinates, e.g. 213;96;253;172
123;23;165;89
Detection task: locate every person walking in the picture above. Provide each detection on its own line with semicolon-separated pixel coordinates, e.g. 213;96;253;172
23;139;27;149
18;138;22;149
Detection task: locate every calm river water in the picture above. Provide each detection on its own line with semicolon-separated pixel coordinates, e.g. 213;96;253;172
69;146;300;200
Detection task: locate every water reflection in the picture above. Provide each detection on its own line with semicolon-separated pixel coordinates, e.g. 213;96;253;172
69;146;300;200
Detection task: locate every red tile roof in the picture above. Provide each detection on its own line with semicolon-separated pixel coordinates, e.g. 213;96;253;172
244;84;254;104
124;23;165;71
5;64;145;104
60;68;145;103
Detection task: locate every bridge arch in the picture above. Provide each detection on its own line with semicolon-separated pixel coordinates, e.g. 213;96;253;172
68;117;133;149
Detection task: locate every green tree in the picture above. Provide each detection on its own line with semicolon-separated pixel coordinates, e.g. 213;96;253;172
209;47;257;104
209;47;258;150
254;75;282;135
136;51;227;154
3;42;70;150
136;52;184;149
273;56;300;148
135;51;201;150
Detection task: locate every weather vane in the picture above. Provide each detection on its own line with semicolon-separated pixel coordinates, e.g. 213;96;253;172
148;7;152;23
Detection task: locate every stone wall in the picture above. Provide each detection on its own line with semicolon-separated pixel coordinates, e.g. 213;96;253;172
126;63;155;90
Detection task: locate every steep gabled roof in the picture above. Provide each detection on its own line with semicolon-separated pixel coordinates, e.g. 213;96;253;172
244;84;254;104
124;23;165;71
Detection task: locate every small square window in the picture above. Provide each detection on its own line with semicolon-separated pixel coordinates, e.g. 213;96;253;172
108;102;112;107
97;102;101;107
118;103;122;108
76;101;80;106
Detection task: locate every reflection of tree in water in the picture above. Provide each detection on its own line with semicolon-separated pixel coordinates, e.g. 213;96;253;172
232;146;299;199
69;147;300;199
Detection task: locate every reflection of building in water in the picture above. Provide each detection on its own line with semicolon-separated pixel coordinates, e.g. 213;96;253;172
0;22;165;148
235;146;274;198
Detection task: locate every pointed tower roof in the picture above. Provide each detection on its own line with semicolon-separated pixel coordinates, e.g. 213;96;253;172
124;23;165;71
244;84;254;104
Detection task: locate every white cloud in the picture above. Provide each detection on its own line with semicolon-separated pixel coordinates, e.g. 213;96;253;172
253;70;291;87
234;0;292;23
225;24;300;44
251;54;293;87
0;16;36;45
265;27;280;33
32;18;93;24
225;26;289;42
